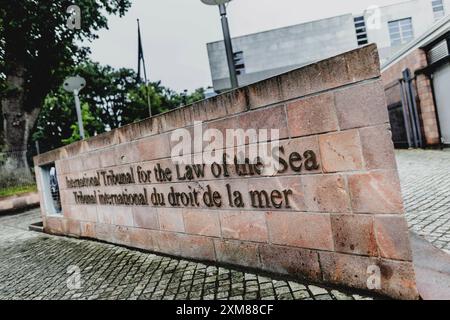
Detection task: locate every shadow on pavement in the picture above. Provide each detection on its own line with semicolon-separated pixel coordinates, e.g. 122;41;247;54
411;231;450;300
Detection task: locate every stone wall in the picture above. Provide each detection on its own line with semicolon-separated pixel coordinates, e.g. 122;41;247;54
34;44;418;299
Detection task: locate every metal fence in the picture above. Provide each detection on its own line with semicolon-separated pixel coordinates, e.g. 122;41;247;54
384;68;424;149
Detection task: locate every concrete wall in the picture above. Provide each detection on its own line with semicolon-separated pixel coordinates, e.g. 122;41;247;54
207;14;358;92
365;0;450;63
34;45;418;299
207;0;450;92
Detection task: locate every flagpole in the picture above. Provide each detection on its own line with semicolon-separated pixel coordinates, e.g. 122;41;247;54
146;83;152;117
137;19;152;117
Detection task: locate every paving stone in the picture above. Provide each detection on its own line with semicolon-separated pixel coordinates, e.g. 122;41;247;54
289;282;307;291
245;273;257;280
259;282;273;290
352;294;374;300
331;290;353;300
308;285;328;296
259;288;275;297
216;291;229;299
397;150;450;252
244;292;258;300
0;209;375;301
314;294;333;300
277;292;294;300
293;290;311;299
245;286;259;293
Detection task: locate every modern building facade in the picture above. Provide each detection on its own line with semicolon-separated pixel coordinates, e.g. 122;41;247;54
207;0;450;92
381;15;450;147
207;14;358;92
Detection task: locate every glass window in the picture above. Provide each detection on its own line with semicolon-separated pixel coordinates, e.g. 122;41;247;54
40;163;62;215
388;18;414;46
432;0;445;20
354;16;368;46
233;51;245;76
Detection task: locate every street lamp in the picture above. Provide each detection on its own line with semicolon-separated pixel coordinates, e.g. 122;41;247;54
63;76;86;140
201;0;239;89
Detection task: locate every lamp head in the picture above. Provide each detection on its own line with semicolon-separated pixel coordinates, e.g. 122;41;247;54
200;0;233;5
62;76;86;92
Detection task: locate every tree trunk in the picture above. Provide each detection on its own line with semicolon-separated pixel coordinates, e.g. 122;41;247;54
1;61;39;173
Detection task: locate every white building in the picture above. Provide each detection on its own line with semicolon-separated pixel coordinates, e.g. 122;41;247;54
358;0;450;61
207;0;450;92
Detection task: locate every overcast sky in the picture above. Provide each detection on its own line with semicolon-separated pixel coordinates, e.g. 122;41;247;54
88;0;406;92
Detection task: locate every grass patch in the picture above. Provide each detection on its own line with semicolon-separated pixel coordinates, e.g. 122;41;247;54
0;184;37;198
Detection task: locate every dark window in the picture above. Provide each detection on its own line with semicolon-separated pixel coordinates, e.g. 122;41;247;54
41;164;62;214
354;16;369;46
233;51;245;76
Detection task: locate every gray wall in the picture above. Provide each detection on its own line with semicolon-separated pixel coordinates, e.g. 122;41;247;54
207;0;450;92
207;14;358;92
363;0;450;64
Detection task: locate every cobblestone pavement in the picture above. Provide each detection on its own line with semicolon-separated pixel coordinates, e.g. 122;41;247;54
0;209;371;300
1;149;449;300
396;149;450;253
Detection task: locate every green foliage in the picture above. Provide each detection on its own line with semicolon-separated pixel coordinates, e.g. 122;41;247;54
0;184;37;198
73;62;137;130
32;61;206;151
189;88;206;104
61;102;97;145
32;88;103;153
0;1;206;156
0;0;132;112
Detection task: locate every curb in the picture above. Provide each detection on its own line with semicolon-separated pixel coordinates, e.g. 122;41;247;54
0;192;40;215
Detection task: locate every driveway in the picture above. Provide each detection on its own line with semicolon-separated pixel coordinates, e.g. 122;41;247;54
0;209;370;300
396;149;450;253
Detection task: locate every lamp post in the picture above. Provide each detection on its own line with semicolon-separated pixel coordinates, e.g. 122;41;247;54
63;76;86;140
201;0;238;89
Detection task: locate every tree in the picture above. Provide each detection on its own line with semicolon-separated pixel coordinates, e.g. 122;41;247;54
123;81;194;124
32;60;206;152
0;0;131;172
73;62;139;130
69;62;190;130
32;88;104;153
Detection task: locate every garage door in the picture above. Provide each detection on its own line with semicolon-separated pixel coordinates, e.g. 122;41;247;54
433;62;450;144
